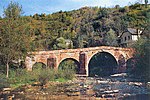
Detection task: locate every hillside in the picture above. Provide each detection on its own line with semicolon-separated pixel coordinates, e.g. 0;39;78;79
0;3;150;50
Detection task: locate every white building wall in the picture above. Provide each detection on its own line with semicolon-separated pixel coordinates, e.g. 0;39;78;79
132;35;138;41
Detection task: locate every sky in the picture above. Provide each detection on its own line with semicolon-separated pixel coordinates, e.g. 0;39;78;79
0;0;148;17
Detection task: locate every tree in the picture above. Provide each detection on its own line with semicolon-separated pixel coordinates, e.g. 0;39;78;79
145;0;148;8
0;19;32;77
131;38;150;81
103;29;118;46
76;34;84;48
53;37;67;50
3;1;23;19
0;1;27;77
113;16;127;35
141;9;150;38
0;2;32;78
98;8;109;18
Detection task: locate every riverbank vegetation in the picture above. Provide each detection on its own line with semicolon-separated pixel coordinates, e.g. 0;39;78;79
128;38;150;81
0;67;75;89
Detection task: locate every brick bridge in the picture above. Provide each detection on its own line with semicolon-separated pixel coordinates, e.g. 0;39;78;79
25;46;134;76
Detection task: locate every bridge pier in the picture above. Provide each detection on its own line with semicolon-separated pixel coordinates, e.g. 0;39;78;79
25;56;35;71
79;52;87;75
47;57;57;69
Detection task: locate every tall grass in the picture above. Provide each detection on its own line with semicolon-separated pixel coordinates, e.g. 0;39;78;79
0;67;75;89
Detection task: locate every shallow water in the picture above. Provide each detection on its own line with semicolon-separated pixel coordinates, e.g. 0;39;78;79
1;75;150;100
123;94;150;100
90;75;150;99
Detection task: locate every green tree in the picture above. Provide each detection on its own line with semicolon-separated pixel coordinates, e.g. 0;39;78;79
0;2;33;78
3;1;23;19
145;0;148;8
131;38;150;81
76;34;84;48
0;19;32;77
98;8;109;18
104;29;118;46
113;16;127;35
53;37;67;50
141;9;150;38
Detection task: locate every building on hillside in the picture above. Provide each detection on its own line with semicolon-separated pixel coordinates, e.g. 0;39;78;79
118;28;143;47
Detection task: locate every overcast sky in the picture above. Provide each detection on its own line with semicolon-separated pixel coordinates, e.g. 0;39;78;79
0;0;148;17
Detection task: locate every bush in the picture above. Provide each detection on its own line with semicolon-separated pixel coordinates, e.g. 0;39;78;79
54;70;64;79
38;69;55;86
62;69;75;80
55;69;75;80
0;73;10;89
8;69;35;88
16;69;35;84
0;65;6;74
131;38;150;81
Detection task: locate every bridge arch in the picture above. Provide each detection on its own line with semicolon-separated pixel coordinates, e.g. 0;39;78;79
32;62;47;70
59;57;79;65
58;58;80;74
88;51;118;76
88;50;119;64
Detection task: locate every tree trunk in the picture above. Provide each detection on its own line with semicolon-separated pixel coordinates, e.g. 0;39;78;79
6;62;9;78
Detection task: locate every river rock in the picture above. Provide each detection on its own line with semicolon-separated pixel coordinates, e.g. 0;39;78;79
2;88;11;91
67;92;80;96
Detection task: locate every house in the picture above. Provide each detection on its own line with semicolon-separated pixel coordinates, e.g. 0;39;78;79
118;28;143;47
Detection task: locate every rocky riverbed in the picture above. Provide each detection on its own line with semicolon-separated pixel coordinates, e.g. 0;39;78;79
1;74;150;100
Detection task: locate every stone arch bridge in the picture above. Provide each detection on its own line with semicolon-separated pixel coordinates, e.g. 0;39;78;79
25;46;134;76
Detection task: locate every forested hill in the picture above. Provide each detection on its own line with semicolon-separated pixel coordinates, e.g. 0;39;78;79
0;3;150;51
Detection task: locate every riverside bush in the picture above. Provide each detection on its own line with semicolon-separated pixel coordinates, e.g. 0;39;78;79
8;69;35;88
38;69;55;86
0;67;75;88
62;69;75;80
54;69;64;79
55;69;75;80
0;73;10;89
0;65;6;74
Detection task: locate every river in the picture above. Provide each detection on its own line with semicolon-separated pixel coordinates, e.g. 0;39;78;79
86;74;150;100
1;73;150;100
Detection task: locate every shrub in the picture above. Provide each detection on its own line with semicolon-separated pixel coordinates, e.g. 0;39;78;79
54;69;64;79
38;69;55;86
16;69;35;84
131;38;150;81
0;73;10;89
7;69;34;88
0;65;6;74
62;69;75;80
